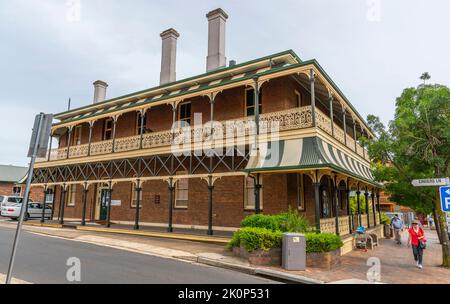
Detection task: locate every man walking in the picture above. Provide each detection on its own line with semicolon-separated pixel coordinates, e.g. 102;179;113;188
391;214;404;245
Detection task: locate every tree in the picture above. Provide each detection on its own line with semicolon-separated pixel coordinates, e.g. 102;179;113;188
364;79;450;267
420;72;431;85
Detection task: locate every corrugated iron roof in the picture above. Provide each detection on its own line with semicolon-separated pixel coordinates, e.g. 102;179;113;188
0;165;27;183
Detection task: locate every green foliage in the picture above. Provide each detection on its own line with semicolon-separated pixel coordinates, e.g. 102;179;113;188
349;195;367;214
305;233;344;253
240;209;310;233
229;211;342;253
228;228;343;253
240;214;281;231
366;79;450;266
227;227;282;252
366;83;450;213
380;213;390;225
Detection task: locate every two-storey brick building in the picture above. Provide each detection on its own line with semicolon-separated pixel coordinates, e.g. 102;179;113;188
31;8;383;237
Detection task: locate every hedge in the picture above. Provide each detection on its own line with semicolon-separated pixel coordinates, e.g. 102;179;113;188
227;227;283;252
240;210;310;233
228;227;343;253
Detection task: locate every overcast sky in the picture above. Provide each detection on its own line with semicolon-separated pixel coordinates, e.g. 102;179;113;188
1;0;449;166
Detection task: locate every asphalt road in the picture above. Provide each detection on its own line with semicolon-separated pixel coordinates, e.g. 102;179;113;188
0;226;277;284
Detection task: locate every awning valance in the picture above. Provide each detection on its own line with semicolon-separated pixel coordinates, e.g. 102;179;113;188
244;137;376;184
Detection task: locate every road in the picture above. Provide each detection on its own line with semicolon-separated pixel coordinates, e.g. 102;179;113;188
0;226;277;284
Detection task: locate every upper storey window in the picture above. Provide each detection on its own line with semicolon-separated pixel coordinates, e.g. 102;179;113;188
136;112;147;135
103;118;113;140
245;88;262;117
178;102;191;126
295;90;303;107
72;125;82;146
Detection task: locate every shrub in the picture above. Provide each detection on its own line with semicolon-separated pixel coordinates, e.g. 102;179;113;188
305;233;343;253
278;209;311;233
240;209;310;233
380;213;390;225
227;227;282;252
228;229;343;254
240;214;280;231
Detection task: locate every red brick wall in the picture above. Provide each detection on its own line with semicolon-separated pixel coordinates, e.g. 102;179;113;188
51;172;321;228
0;182;44;203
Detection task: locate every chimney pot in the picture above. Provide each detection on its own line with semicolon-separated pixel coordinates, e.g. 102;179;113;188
206;8;228;72
93;80;108;103
160;28;180;85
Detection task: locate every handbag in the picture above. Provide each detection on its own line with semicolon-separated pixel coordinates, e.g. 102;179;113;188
414;228;427;249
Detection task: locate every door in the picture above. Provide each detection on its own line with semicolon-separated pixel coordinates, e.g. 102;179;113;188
97;188;110;221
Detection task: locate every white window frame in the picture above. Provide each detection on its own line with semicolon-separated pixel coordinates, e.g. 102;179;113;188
178;102;192;126
175;172;188;209
67;185;77;207
73;125;82;146
131;184;143;208
296;173;305;211
45;187;55;204
245;88;262;117
244;176;263;210
12;186;22;196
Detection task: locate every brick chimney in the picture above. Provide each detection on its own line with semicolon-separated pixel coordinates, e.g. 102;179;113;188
206;8;228;72
160;28;180;85
93;80;108;103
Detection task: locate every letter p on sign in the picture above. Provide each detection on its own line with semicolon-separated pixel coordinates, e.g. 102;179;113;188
440;186;450;212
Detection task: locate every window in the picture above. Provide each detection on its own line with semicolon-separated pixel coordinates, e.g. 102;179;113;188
175;171;188;208
73;125;82;145
136;112;147;135
244;176;263;210
245;88;262;117
103;118;113;140
295;90;303;107
178;103;191;125
45;187;54;204
12;186;21;196
320;187;331;218
67;185;77;206
296;174;305;211
131;185;143;208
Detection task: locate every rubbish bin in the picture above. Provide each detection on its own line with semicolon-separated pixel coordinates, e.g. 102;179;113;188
282;233;306;271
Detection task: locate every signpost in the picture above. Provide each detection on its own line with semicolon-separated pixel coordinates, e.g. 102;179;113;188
6;113;53;284
440;186;450;212
411;178;449;187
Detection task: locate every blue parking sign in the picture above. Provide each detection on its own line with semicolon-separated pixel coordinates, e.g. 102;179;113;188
440;186;450;212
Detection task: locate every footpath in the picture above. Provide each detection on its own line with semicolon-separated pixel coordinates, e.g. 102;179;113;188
0;219;448;284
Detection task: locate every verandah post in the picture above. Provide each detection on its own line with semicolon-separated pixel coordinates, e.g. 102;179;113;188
364;188;370;228
81;183;89;226
40;187;48;223
134;180;142;230
106;182;113;228
168;178;174;233
313;182;321;233
207;176;214;236
356;188;362;227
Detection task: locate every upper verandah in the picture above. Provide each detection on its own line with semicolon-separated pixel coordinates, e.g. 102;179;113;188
52;49;375;139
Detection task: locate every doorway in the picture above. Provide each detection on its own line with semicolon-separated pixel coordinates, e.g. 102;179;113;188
95;185;110;221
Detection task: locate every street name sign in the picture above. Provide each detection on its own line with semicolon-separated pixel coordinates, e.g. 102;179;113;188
440;186;450;212
411;178;449;187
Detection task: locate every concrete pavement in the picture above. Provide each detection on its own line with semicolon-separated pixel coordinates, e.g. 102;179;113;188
0;224;278;284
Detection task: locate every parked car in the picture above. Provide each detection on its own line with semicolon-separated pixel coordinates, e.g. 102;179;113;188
0;196;33;208
1;202;52;221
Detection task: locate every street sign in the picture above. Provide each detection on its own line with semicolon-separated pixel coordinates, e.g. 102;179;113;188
440;186;450;212
411;178;449;187
27;113;53;158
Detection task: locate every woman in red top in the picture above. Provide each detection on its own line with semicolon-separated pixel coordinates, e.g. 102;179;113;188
407;220;426;269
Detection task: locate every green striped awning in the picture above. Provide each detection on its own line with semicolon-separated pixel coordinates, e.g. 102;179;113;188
244;137;375;184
